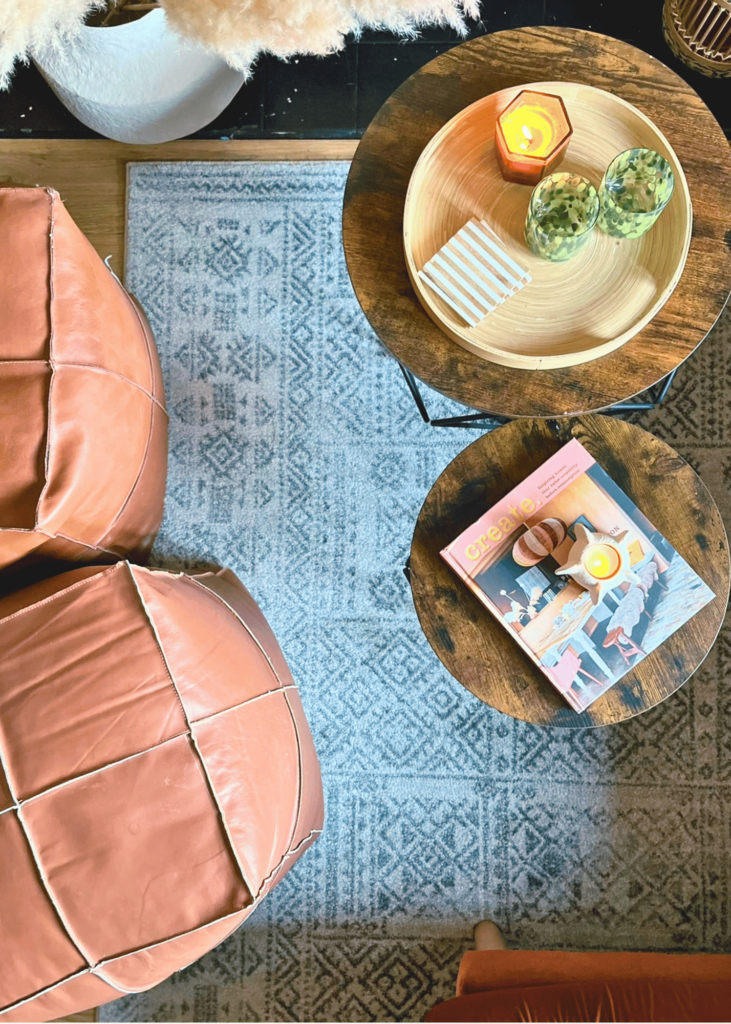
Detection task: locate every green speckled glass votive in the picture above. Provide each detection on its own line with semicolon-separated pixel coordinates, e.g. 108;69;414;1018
598;148;675;239
524;172;600;263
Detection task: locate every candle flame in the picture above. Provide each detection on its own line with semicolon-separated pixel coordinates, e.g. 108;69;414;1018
583;544;621;580
518;124;533;151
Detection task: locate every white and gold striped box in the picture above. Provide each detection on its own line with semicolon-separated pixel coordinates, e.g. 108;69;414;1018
418;218;531;328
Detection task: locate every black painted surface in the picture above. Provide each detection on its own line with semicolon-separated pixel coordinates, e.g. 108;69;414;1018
356;42;453;131
0;1;728;140
264;44;358;137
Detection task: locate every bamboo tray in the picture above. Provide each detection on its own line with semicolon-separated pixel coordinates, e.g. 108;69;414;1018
403;81;692;369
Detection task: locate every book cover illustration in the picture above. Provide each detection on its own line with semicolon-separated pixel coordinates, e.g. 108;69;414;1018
441;439;715;713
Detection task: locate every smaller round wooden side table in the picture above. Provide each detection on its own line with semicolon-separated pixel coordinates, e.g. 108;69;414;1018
409;416;729;728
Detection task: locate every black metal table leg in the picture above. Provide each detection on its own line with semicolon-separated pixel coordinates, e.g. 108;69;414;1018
397;361;679;425
430;410;509;428
606;367;679;414
398;363;430;423
397;362;507;428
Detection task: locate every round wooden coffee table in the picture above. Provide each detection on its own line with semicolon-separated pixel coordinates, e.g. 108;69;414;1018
343;27;731;419
409;416;729;727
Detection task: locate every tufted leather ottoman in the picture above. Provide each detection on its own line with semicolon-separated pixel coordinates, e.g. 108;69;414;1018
0;562;323;1022
0;187;167;579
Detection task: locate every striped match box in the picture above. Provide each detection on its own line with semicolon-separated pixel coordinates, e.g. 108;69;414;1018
418;218;531;328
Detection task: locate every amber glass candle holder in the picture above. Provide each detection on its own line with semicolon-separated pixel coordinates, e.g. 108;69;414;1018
494;90;573;186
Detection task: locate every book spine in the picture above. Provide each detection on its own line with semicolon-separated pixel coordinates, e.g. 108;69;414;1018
440;546;473;587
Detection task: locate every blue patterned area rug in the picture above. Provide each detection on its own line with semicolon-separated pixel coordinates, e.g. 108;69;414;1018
103;162;731;1023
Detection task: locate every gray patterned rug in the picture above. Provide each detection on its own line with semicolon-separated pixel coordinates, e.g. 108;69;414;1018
102;161;731;1023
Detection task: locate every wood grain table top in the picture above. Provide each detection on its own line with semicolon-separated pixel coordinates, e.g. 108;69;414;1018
343;26;731;418
409;415;729;728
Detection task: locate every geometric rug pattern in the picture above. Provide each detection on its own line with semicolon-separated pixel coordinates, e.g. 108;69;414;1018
101;162;731;1021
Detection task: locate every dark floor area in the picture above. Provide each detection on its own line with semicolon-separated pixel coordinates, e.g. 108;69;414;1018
0;1;728;140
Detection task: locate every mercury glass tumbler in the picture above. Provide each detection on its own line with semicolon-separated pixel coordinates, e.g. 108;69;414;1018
524;172;600;263
597;148;675;239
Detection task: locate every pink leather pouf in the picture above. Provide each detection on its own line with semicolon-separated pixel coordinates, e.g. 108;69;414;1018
0;562;324;1022
0;187;167;578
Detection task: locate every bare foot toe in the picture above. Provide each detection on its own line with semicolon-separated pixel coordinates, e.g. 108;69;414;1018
473;920;507;950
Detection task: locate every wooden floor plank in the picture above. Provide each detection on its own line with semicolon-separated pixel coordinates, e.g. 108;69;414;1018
0;139;356;268
52;1010;97;1022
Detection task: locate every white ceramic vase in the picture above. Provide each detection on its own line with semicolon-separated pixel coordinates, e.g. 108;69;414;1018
32;10;245;144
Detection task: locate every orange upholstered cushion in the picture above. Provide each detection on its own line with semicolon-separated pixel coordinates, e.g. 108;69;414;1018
427;979;731;1022
426;951;731;1022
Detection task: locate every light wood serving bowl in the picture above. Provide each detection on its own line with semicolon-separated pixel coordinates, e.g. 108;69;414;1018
403;81;692;370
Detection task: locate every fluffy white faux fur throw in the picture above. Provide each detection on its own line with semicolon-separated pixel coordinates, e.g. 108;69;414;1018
162;0;480;74
0;1;102;88
0;0;479;88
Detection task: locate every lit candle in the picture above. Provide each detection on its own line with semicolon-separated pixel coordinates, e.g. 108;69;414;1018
494;90;572;186
556;525;641;606
500;107;555;157
582;543;621;580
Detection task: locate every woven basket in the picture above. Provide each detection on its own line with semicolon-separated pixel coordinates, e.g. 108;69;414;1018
663;0;731;77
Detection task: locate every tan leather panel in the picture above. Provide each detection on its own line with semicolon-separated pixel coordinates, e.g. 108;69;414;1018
0;566;109;620
12;535;116;574
0;564;186;800
194;569;296;688
21;734;251;964
0;531;46;575
0;189;50;361
132;568;284;722
128;294;165;405
0;565;322;1016
284;688;325;850
0;187;167;576
0;812;86;1009
0;362;50;528
0;973;118;1023
96;387;167;562
192;693;300;895
261;827;320;897
99;909;251;991
0;765;13;811
38;367;154;545
50;197;152;390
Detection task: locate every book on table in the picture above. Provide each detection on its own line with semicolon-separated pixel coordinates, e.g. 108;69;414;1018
440;439;715;713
